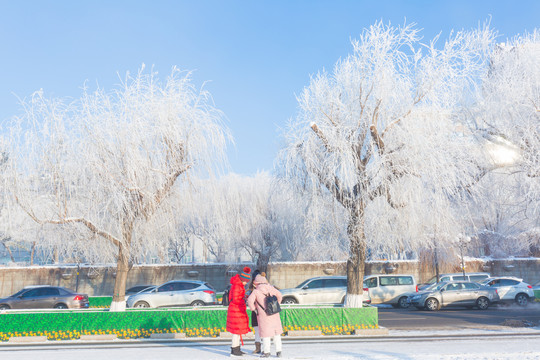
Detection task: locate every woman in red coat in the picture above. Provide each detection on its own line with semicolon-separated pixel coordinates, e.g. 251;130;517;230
226;267;251;356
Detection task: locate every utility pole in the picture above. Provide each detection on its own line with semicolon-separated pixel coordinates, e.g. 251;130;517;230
456;234;470;279
460;240;466;278
434;246;440;283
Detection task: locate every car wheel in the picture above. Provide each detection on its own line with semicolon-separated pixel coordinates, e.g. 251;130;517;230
0;304;10;310
54;303;68;309
476;297;489;310
425;298;440;311
515;293;529;307
134;301;150;308
282;297;298;305
190;300;205;307
398;296;410;309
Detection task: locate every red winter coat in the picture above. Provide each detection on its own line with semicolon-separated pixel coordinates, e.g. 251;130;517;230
226;275;250;335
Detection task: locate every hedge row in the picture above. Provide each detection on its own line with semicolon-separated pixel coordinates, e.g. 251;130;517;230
88;296;112;308
0;306;378;341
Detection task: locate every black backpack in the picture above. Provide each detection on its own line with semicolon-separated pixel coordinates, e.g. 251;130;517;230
221;289;229;306
257;293;281;316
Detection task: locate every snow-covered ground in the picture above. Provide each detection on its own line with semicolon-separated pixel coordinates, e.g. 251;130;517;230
1;328;539;360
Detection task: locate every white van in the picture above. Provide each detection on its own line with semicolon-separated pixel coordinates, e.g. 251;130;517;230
363;274;418;308
424;272;491;286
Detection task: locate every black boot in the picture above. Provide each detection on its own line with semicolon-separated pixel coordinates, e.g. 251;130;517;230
253;342;261;354
260;353;270;358
231;346;245;356
277;351;282;358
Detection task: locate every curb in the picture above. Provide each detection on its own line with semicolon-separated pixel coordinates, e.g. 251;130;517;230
79;334;118;341
2;328;539;347
8;336;48;343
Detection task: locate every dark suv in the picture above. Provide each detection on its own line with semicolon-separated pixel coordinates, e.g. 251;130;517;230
0;285;89;310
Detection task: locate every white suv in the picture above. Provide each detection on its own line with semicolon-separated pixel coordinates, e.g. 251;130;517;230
482;277;534;307
280;276;371;305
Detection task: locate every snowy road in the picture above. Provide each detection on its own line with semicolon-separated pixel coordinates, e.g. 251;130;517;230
1;333;539;360
378;303;540;330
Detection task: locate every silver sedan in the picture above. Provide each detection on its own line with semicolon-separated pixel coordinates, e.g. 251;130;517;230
0;285;89;310
126;280;217;308
409;281;499;311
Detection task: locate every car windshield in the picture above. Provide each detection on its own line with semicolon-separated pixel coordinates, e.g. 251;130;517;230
138;286;156;294
10;289;27;297
296;279;312;289
424;282;447;291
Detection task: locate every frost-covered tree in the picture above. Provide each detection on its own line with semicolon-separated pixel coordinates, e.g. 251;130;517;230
179;174;253;263
240;175;315;271
281;22;495;307
466;170;536;258
181;172;318;269
4;66;230;310
272;181;349;262
181;172;281;267
475;31;540;234
231;172;278;270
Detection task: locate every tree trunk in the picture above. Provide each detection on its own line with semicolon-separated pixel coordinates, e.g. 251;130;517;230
30;241;36;265
256;251;271;274
53;247;59;264
345;211;366;308
1;242;15;263
110;243;129;311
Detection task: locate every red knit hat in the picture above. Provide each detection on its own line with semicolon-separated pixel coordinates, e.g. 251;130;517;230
239;267;251;282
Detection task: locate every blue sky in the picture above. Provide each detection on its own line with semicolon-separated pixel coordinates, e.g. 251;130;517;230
1;1;539;175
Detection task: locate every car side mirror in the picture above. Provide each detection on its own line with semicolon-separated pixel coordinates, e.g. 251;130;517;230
18;295;23;299
440;288;445;292
302;286;309;290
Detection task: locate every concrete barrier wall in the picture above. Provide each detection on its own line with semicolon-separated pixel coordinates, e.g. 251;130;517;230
0;259;538;297
0;263;254;297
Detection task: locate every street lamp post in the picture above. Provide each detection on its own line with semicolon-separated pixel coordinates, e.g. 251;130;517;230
459;240;466;278
456;234;471;278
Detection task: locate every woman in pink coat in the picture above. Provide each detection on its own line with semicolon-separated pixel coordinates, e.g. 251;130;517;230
247;274;283;358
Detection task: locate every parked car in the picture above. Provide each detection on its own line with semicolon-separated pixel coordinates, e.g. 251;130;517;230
280;276;371;305
409;280;499;311
0;285;89;310
363;274;417;308
419;272;491;290
481;277;534;307
126;280;217;308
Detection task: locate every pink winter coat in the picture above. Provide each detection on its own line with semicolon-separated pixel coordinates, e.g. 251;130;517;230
247;280;283;338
